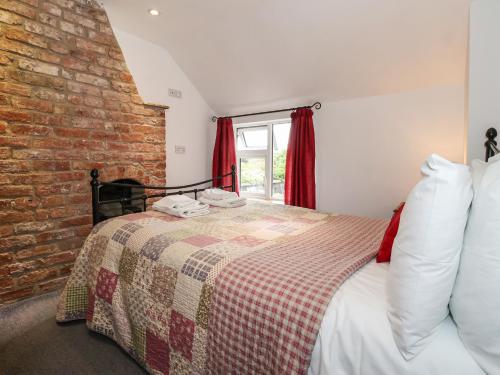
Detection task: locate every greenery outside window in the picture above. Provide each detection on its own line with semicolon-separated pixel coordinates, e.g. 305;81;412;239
236;120;291;201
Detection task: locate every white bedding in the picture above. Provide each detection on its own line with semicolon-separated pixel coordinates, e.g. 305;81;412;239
308;261;484;375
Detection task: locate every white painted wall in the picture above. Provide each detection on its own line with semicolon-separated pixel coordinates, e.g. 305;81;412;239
111;28;214;185
467;0;500;162
211;85;465;218
316;85;465;218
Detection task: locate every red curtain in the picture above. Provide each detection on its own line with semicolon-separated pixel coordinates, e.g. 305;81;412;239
284;108;316;209
212;117;239;194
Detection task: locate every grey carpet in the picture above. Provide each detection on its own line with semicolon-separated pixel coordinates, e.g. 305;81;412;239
0;293;146;375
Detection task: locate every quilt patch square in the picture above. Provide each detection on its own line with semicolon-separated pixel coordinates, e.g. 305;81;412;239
182;235;221;248
195;284;213;329
146;329;170;374
119;247;139;284
169;310;195;361
141;233;175;261
230;235;266;247
181;249;223;282
65;285;88;315
95;268;118;304
146;302;171;339
231;215;254;224
150;264;177;306
111;223;141;245
131;324;146;361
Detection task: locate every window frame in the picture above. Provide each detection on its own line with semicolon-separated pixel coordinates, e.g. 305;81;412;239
235;118;290;201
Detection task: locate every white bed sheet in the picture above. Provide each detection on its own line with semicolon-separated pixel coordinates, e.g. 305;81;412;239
308;261;484;375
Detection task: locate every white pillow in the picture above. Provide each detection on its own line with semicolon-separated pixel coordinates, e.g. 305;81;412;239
450;154;500;374
387;154;473;359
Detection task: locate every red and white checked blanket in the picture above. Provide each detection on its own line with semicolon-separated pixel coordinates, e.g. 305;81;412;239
207;215;387;374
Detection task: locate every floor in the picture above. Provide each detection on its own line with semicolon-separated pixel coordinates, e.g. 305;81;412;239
0;291;146;375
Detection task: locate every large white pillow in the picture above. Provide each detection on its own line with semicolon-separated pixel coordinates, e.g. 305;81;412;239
387;154;473;360
450;154;500;374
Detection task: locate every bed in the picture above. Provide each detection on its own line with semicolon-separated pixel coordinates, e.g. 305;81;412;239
310;261;483;375
56;130;499;374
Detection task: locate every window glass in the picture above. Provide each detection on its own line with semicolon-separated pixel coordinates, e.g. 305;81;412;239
237;126;268;150
236;121;291;201
239;157;266;194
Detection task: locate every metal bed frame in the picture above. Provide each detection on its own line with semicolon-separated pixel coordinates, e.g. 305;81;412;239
90;165;236;226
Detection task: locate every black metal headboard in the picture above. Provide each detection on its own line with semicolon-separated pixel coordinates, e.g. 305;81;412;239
485;127;498;162
90;165;236;225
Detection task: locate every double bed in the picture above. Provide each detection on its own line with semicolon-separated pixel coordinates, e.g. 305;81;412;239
56;131;499;374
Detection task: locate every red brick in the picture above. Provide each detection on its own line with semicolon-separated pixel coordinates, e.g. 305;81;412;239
53;127;88;138
42;2;62;16
41;195;65;207
0;0;36;19
0;9;24;25
0;109;31;122
68;193;88;204
35;183;72;195
13;97;54;113
16;244;58;260
10;70;65;90
12;149;52;160
67;81;101;96
34;228;75;243
75;72;109;87
17;267;59;286
0;136;31;148
63;11;95;29
32;160;71;171
0;287;33;304
15;221;54;234
24;20;62;40
59;215;91;228
0;234;36;251
39;12;58;27
51;0;74;9
0;185;33;198
53;171;85;182
62;56;88;71
10;124;50;136
33;88;65;102
0;167;32;183
32;138;72;149
18;59;60;76
5;29;47;48
42;251;76;265
76;38;106;54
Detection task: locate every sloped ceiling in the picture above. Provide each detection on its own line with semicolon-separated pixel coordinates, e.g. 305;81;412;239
101;0;469;114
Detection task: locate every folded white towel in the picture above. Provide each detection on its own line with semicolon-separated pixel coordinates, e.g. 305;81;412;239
154;195;199;209
153;203;209;218
198;196;247;208
201;189;239;201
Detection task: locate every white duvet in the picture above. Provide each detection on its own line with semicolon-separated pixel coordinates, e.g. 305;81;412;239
308;261;484;375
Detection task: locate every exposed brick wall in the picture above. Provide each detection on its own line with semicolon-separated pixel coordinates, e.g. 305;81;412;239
0;0;167;305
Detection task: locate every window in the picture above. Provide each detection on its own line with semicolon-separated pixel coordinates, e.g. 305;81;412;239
236;120;291;201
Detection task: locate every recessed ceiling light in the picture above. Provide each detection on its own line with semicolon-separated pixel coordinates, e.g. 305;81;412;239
149;9;160;16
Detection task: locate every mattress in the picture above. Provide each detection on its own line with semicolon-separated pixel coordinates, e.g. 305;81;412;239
309;261;484;375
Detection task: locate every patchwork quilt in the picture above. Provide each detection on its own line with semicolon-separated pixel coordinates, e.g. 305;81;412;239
56;201;387;374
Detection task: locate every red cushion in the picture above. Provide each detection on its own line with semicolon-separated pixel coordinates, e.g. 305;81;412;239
376;202;405;263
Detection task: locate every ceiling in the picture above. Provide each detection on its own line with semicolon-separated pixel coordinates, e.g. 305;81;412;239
101;0;470;114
